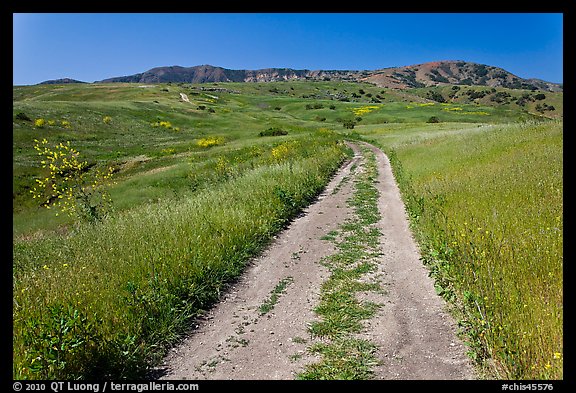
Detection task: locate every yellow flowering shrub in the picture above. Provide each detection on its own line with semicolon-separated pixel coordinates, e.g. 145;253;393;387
271;140;300;162
30;138;115;222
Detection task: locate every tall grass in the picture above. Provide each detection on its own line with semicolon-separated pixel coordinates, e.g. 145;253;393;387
369;120;563;379
13;136;350;379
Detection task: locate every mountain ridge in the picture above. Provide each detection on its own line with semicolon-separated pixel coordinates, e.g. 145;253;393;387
41;60;563;92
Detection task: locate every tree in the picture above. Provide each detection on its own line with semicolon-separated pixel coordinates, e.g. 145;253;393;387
534;93;546;100
426;91;446;103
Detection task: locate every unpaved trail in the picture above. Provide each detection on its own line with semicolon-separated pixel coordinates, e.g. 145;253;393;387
359;142;474;379
155;142;475;380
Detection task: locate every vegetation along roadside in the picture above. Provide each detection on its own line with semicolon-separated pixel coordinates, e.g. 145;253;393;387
359;120;563;379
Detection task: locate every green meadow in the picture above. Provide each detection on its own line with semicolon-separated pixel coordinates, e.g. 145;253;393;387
13;81;562;379
356;120;563;379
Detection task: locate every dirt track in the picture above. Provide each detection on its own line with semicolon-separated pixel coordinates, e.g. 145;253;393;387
154;142;475;380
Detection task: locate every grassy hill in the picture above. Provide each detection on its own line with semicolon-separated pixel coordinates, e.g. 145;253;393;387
13;80;562;237
13;80;562;380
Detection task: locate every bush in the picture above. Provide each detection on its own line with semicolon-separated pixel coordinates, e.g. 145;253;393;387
426;91;446;103
427;116;441;123
259;127;288;137
15;112;31;121
342;120;356;129
534;93;546;100
30;139;114;222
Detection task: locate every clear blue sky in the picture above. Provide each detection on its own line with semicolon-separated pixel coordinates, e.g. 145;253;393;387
13;13;564;85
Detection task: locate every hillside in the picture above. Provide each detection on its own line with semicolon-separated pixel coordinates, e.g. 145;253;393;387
91;61;562;92
39;78;87;85
363;60;562;92
97;65;363;85
13;79;562;235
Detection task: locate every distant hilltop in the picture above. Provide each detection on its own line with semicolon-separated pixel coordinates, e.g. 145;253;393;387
40;61;563;92
39;78;87;85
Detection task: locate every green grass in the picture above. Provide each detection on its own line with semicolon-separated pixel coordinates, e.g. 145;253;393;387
408;85;563;120
13;136;350;379
258;277;294;316
298;147;383;380
355;119;563;379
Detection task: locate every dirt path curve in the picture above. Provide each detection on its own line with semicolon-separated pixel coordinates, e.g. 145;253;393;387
154;142;475;380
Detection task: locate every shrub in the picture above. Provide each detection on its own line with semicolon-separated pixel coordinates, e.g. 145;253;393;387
534;93;546;100
427;116;441;123
259;127;288;137
490;91;511;103
426;91;446;103
536;103;555;113
342;120;356;129
30;139;115;222
15;112;31;121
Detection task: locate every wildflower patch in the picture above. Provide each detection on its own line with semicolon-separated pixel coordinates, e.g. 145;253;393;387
351;105;381;116
197;136;225;148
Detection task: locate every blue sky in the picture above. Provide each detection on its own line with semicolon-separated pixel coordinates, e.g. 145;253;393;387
13;13;563;85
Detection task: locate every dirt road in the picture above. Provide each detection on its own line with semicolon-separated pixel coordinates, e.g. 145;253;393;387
154;142;475;380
